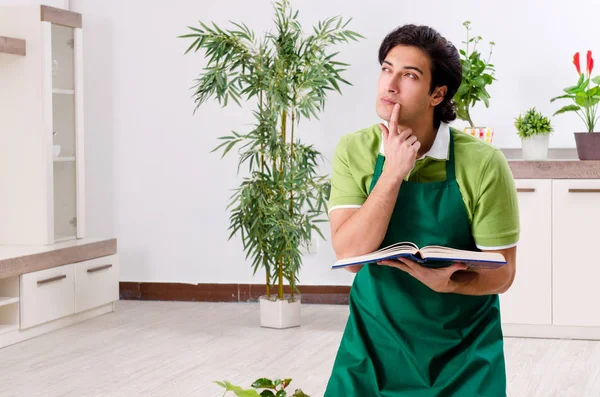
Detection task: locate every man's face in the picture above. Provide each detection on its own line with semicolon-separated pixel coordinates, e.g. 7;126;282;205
375;45;439;125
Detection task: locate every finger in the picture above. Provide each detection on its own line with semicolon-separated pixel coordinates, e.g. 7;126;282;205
379;123;389;142
389;103;401;134
398;257;419;271
412;141;421;153
379;260;413;274
405;135;418;146
398;127;413;141
448;263;469;272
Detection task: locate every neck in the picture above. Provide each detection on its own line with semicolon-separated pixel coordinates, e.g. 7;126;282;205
397;117;438;158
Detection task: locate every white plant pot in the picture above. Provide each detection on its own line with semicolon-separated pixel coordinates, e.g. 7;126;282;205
259;294;301;329
522;134;549;160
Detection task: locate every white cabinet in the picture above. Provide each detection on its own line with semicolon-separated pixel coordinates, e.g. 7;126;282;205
500;179;552;325
501;177;600;339
20;264;75;329
0;5;85;245
19;255;119;330
75;255;119;313
552;179;600;327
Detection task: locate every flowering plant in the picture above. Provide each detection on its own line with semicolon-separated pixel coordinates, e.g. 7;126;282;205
551;51;600;132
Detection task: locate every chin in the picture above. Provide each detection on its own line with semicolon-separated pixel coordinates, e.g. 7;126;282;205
375;105;391;122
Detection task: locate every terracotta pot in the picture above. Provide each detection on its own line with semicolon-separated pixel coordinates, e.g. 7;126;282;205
574;132;600;160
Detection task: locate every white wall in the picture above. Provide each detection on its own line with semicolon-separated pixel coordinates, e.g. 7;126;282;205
16;0;599;285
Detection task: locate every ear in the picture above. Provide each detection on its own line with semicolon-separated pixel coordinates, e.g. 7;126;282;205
431;86;447;107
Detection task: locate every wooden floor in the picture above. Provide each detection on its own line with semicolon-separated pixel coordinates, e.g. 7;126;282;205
0;301;599;397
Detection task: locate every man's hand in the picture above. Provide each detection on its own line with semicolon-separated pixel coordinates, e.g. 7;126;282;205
378;257;468;293
379;103;421;182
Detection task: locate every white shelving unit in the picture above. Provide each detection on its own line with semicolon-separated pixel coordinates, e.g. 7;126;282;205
0;5;117;351
0;4;85;246
0;277;19;336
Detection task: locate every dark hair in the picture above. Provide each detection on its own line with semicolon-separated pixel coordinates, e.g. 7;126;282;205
378;24;462;126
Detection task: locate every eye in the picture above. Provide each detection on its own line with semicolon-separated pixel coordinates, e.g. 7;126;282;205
405;72;417;79
382;67;391;73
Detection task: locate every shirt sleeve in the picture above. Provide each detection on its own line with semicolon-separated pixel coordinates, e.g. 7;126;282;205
328;136;368;214
471;149;520;250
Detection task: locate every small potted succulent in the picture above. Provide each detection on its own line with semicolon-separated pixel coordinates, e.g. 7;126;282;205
514;107;554;160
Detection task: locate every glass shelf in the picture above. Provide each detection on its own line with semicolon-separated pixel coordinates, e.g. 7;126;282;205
51;23;77;242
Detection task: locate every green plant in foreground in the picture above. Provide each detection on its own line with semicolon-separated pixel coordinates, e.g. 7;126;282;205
514;107;554;139
179;0;362;301
215;378;310;397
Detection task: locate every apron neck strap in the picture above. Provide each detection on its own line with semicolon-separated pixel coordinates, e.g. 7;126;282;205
445;128;456;182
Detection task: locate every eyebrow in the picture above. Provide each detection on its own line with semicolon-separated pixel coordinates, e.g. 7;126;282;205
382;60;424;76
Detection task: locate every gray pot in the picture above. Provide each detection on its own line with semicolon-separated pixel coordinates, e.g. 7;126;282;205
574;132;600;160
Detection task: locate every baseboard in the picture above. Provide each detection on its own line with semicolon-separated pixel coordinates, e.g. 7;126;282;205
119;282;351;305
502;323;600;340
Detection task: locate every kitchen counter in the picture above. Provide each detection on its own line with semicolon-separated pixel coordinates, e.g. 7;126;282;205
508;160;600;179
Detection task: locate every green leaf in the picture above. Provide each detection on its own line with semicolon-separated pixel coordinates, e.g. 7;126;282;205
260;391;277;397
553;104;581;116
253;378;276;389
593;76;600;85
575;92;590;107
550;94;575;103
565;85;584;95
214;381;262;397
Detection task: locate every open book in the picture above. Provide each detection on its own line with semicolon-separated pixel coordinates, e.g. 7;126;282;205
332;242;507;270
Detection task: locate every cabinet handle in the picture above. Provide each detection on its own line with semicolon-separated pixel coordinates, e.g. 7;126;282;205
568;188;600;193
87;264;112;273
37;275;67;285
517;188;536;192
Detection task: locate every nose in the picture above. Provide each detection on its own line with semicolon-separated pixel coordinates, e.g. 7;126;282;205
386;79;399;94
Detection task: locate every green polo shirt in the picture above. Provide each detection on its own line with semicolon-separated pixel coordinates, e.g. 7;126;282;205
328;124;520;250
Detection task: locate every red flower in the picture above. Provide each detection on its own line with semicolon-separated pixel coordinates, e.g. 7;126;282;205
587;50;594;76
574;52;581;75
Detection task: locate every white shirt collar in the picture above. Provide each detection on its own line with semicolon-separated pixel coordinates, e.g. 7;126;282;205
379;122;450;161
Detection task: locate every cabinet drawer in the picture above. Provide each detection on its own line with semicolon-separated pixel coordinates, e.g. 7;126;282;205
552;179;600;327
20;264;75;329
74;255;119;313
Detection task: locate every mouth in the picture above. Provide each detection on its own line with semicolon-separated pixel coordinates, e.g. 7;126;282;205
381;98;398;106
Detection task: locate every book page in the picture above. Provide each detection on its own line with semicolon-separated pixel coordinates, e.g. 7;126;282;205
420;246;505;262
333;242;419;267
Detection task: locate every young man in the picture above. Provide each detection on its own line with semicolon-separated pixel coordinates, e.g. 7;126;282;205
324;24;519;396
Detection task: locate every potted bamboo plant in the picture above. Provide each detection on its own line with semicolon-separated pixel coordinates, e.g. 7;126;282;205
551;50;600;160
453;21;497;144
180;0;362;328
514;107;554;160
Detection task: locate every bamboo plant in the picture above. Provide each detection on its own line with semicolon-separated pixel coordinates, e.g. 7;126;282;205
180;0;362;301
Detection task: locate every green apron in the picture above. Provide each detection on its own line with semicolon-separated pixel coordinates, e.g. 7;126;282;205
324;130;506;396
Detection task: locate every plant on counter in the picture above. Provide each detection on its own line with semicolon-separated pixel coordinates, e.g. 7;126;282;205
551;50;600;132
453;20;497;128
215;378;310;397
514;107;554;139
